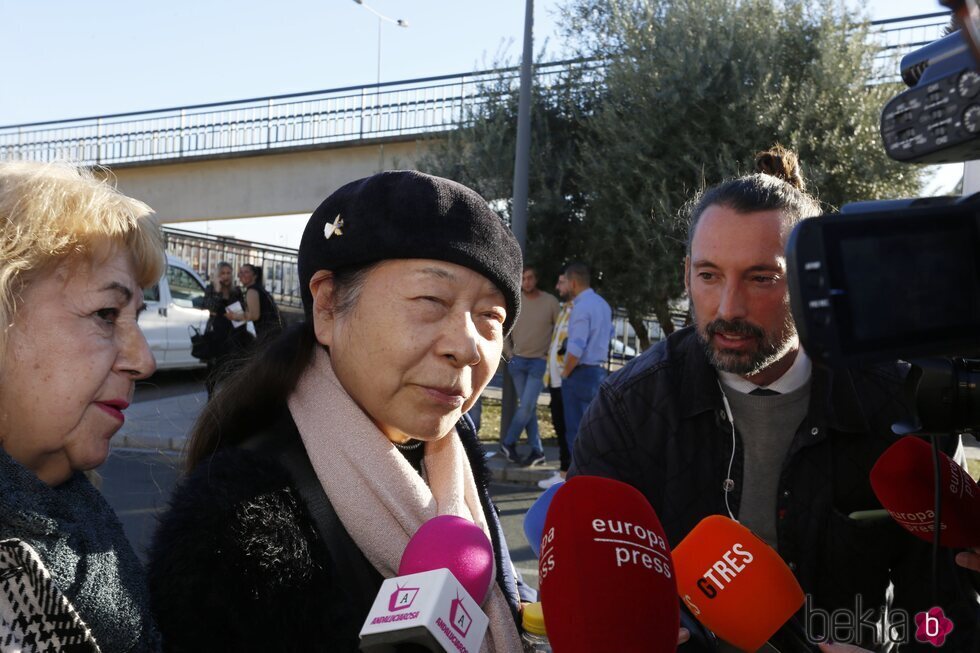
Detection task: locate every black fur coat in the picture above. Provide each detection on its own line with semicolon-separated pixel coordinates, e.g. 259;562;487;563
147;415;527;653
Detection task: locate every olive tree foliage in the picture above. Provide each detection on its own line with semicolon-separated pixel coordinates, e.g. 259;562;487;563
417;62;594;292
420;0;924;351
562;0;923;347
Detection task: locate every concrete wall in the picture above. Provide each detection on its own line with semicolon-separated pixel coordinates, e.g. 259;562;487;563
109;139;432;223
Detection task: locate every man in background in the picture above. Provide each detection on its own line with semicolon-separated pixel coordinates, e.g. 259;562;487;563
569;151;979;648
499;265;560;466
560;261;612;467
538;273;574;489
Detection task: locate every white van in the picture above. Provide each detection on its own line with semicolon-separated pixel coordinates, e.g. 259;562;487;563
140;255;210;370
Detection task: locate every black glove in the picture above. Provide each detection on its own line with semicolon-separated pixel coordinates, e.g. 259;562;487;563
679;602;719;652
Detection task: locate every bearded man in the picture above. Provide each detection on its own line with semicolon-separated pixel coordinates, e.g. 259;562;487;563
568;149;979;652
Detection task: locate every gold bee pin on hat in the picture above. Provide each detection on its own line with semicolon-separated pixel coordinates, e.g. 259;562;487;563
324;213;344;240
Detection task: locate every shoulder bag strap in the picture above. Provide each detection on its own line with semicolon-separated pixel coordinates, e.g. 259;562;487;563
244;425;382;613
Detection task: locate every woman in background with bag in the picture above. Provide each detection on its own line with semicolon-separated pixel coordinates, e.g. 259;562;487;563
227;263;282;343
200;261;246;399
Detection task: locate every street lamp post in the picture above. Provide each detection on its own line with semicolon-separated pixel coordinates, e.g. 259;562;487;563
501;0;535;446
510;0;533;253
352;0;408;170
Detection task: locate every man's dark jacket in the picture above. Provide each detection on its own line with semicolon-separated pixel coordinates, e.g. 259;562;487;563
147;414;529;652
570;326;979;651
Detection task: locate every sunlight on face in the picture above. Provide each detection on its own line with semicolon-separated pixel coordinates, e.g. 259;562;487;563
686;205;798;384
314;259;507;444
0;251;155;485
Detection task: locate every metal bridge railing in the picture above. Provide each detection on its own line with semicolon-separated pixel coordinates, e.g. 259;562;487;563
870;11;950;83
0;59;595;168
0;12;953;168
163;226;302;311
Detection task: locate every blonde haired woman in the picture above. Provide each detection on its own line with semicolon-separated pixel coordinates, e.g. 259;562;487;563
0;161;163;652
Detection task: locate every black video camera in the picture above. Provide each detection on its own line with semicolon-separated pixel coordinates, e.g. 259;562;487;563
881;29;980;164
787;17;980;434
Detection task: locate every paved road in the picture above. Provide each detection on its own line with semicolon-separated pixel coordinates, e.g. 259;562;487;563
99;448;182;563
133;368;208;403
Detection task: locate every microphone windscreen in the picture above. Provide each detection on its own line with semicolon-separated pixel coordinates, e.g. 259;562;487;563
870;435;980;548
540;475;679;653
524;481;563;557
672;515;805;652
398;515;495;604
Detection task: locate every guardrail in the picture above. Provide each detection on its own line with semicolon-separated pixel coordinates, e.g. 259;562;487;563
163;226;302;310
871;11;950;82
0;12;951;168
0;59;597;168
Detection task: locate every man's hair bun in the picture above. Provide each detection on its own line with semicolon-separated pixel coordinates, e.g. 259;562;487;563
755;144;805;192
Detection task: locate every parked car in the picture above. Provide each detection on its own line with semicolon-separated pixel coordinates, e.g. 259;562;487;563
610;338;637;361
139;255;210;370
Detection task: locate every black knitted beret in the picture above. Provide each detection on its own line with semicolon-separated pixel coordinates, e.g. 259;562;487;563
299;170;523;333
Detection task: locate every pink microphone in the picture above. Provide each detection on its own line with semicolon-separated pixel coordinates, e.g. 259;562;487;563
398;514;496;603
360;515;496;651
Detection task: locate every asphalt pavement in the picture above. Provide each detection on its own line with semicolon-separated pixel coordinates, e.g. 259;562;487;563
98;449;181;562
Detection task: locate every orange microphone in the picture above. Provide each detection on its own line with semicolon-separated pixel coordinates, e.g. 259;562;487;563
672;515;816;652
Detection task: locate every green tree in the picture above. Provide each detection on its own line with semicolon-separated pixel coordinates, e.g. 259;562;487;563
562;0;923;347
421;0;923;351
417;61;593;291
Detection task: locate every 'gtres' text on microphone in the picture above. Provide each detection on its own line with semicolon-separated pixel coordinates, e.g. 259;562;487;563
695;543;754;599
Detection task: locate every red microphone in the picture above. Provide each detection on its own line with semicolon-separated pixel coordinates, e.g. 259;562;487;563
539;475;679;653
870;435;980;548
672;515;815;652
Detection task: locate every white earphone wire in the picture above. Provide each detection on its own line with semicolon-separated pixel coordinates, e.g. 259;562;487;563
718;382;737;521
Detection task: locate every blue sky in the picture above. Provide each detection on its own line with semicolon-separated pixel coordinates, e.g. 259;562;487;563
0;0;947;125
0;0;958;246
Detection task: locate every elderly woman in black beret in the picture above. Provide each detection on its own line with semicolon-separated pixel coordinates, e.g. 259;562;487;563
148;171;530;652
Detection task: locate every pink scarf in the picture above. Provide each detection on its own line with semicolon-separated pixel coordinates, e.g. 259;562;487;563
287;347;522;653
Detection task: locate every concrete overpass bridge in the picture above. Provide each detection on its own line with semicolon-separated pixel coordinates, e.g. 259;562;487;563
0;59;595;223
0;12;949;224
